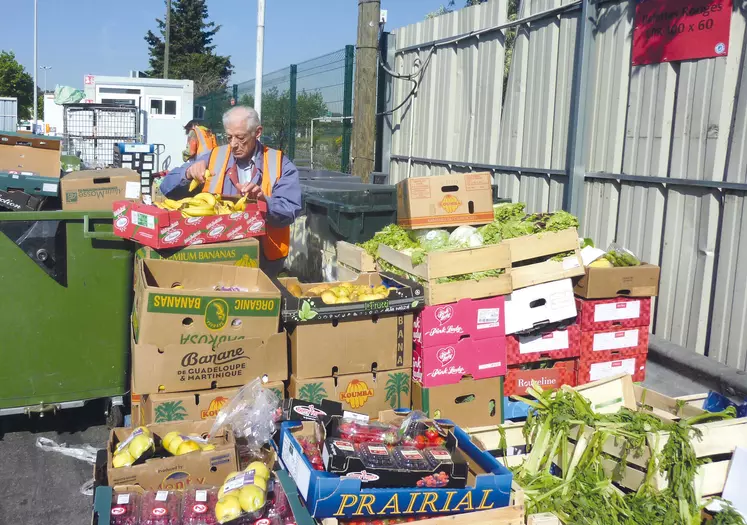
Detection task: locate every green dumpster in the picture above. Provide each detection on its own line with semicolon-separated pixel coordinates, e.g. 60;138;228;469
0;210;133;420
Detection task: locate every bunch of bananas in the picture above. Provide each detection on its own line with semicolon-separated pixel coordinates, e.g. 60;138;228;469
155;192;248;218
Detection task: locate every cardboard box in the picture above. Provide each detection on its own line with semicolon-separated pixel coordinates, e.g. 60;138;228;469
504;279;577;335
413;336;506;387
140;382;284;424
396;172;494;229
133;258;281;349
278;420;513;519
412;377;503;428
131;331;288;394
0;189;43;211
277;273;425;324
133;238;260;291
0;170;59;197
580;327;649;356
0;131;62;178
506;325;580;365
289;314;413;379
113;199;266;249
578;348;647;384
130;380;143;427
504;228;585;289
377;243;512;305
107;420;239;490
414;296;505;347
504;359;577;397
61;168;141;211
289;369;412;419
575;297;652;331
574;264;661;298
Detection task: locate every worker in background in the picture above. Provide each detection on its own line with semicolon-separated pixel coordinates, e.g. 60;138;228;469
182;119;218;161
161;106;302;277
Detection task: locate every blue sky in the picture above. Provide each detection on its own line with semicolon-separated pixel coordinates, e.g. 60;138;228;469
1;0;443;90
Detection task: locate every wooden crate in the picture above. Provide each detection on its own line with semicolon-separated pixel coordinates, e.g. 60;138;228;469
377;242;512;305
503;228;584;290
467;376;745;499
321;484;525;525
336;241;376;272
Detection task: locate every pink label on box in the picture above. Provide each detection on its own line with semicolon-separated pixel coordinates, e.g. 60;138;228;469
414;336;507;387
414;296;505;347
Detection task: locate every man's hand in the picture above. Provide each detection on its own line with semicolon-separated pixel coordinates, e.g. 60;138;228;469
186;160;208;184
238;182;266;202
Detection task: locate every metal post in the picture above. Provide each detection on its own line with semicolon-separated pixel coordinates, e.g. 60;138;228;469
288;64;297;160
564;0;594;224
33;0;38;127
232;84;238;103
341;45;355;173
164;0;171;79
254;0;266;118
310;118;315;169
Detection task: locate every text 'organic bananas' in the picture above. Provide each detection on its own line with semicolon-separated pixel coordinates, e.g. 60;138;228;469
155;193;248;218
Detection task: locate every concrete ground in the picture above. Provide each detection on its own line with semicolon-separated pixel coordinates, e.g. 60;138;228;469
0;361;716;525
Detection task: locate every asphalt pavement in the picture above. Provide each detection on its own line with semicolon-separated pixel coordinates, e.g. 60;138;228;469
0;360;716;525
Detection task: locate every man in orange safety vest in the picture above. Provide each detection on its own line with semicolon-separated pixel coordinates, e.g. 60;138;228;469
182;120;218;161
161;107;302;277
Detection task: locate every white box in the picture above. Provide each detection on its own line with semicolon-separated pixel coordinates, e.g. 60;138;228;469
504;278;577;334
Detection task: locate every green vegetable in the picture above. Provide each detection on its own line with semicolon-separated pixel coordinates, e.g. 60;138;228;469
359;224;418;258
605;250;641;267
477;221;503;244
493;202;526;222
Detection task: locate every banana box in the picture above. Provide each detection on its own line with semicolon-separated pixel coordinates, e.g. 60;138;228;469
133;258;281;350
107;420;239;490
141;382;284;424
133;238;259;290
289;368;412;419
112;197;266;249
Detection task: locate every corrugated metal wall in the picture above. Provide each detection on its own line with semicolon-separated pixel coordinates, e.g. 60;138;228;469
0;97;18;132
389;0;747;368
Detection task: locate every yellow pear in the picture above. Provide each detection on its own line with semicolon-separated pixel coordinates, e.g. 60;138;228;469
215;495;242;524
238;485;266;513
176;440;201;456
244;461;271;481
320;291;337;304
112;450;135;468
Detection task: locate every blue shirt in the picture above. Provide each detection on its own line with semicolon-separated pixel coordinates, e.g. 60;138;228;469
159;142;302;228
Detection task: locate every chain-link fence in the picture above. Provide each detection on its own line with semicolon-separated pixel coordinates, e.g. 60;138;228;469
194;47;354;172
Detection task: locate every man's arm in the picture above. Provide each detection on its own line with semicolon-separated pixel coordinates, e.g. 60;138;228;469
265;156;302;227
159;151;212;199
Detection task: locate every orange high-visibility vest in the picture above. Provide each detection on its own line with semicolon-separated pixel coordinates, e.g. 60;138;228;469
205;145;289;261
193;125;218;156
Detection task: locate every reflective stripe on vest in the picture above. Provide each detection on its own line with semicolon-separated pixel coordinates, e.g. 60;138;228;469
261;146;290;260
206;145;231;193
193;126;216;156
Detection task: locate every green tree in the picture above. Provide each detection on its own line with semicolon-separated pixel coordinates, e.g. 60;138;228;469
145;0;233;97
385;372;411;409
0;51;35;120
426;0;487;19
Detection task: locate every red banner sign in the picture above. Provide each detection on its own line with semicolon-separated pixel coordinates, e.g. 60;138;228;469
632;0;732;66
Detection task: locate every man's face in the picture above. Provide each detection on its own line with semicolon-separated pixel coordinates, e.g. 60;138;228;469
225;121;262;161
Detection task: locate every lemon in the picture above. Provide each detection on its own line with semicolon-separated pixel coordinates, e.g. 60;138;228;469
112;450;135;468
176;440;201;456
238;485;266;513
128;434;153;459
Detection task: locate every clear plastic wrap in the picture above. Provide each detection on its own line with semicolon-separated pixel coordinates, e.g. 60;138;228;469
161;432;216;456
182;487;219;525
409;229;450;252
335;418;400;445
604;242;641;267
209;378;280;452
215;469;269;524
113;426;155;468
448;225;483;248
110;491;141;525
140;490;180;525
397;411;447;449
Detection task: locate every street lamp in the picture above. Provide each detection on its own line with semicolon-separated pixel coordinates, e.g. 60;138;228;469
40;66;52;94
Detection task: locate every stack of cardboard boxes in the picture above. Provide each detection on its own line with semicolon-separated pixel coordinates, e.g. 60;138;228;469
129;239;287;427
113;143;156;197
278;273;424;419
573;263;660;384
0;131;62;209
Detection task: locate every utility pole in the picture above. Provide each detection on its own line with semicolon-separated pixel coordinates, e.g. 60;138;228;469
254;0;266;118
33;0;38;127
351;0;380;181
164;0;171;79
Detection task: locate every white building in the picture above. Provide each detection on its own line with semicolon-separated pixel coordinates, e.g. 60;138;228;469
82;74;194;171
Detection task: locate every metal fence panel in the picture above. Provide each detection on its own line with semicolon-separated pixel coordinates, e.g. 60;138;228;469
0;97;17;132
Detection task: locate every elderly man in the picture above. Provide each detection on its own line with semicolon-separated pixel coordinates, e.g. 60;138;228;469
160;106;302;277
